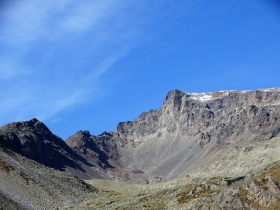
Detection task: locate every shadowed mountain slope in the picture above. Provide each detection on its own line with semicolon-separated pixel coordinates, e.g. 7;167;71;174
0;119;103;209
0;118;108;179
66;130;120;170
0;145;97;209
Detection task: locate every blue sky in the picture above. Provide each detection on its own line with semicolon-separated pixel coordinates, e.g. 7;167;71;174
0;0;280;139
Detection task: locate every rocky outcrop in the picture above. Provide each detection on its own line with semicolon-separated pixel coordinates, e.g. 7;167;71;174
243;174;280;207
197;165;280;210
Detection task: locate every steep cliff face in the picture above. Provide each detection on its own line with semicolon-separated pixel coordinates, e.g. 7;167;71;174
66;88;280;183
115;88;280;146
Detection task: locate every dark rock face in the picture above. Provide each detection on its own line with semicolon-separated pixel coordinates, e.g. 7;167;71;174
0;118;73;170
66;130;119;170
0;119;100;209
66;88;280;183
0;118;104;179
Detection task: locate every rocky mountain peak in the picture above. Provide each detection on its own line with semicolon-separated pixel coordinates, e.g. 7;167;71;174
2;118;51;136
76;130;91;137
162;89;185;110
67;130;93;148
0;118;98;178
66;130;118;171
99;131;113;137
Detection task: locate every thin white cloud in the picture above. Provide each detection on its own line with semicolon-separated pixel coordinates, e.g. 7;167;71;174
0;1;125;122
59;0;114;33
0;0;117;45
0;0;171;124
49;118;63;124
0;48;128;122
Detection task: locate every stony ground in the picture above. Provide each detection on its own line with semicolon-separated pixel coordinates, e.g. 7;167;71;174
0;136;280;210
0;147;98;210
60;137;280;210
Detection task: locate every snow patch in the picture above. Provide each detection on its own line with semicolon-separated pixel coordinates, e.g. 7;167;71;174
218;90;235;93
185;88;280;103
240;90;250;93
258;88;280;92
188;93;213;102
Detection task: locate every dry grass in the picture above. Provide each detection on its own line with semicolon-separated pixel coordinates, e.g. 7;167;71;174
239;189;249;209
82;188;169;210
178;189;218;204
254;176;269;190
75;161;280;210
265;163;280;182
176;183;219;204
267;200;280;210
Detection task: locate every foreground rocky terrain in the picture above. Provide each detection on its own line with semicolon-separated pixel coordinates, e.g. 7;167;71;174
0;118;110;180
0;119;100;209
61;136;280;210
0;145;97;209
1;88;280;209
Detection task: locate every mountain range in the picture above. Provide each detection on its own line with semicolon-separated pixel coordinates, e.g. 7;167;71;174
1;88;280;209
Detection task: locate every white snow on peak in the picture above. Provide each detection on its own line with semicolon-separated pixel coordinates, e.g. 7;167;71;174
185;93;213;102
185;88;280;102
190;94;213;102
186;90;243;102
259;88;280;92
218;90;235;93
240;90;251;93
185;90;235;102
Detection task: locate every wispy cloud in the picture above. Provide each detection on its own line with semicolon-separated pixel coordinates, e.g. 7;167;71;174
0;0;162;124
